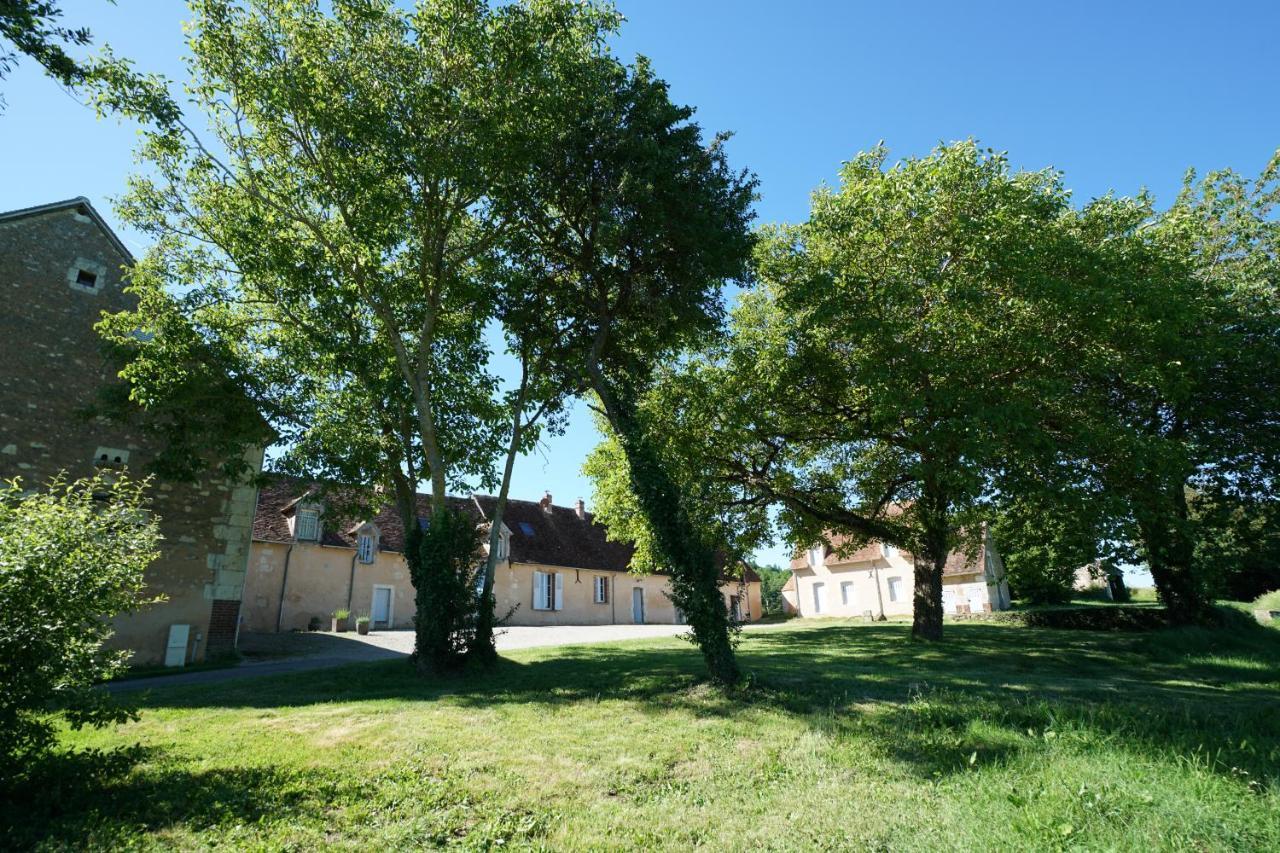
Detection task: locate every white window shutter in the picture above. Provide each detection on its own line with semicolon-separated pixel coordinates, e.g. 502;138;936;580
553;572;563;611
533;571;546;610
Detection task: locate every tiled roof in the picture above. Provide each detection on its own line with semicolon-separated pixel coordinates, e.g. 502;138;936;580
789;530;986;576
252;476;759;581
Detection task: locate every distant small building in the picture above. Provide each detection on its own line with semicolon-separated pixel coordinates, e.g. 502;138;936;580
0;198;262;665
785;530;1011;619
779;573;800;615
243;478;762;631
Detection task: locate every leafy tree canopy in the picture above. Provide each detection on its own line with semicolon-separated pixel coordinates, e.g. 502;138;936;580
600;141;1085;640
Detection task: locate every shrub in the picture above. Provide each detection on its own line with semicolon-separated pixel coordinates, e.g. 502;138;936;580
0;474;161;762
990;606;1170;632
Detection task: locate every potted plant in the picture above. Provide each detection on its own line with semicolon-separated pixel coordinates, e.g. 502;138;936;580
355;614;371;635
331;608;351;633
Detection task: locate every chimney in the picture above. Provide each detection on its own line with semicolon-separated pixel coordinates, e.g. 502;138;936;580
540;491;553;514
575;498;586;520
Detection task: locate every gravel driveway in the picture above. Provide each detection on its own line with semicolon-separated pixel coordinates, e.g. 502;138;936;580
108;623;724;692
319;623;697;656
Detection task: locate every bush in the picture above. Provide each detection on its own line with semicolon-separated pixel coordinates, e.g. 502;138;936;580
0;474;161;762
992;606;1170;632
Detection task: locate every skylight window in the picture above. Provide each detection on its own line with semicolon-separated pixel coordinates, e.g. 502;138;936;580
518;521;535;537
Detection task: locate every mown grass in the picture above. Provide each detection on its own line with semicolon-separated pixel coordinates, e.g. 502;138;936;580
1253;589;1280;612
9;619;1280;850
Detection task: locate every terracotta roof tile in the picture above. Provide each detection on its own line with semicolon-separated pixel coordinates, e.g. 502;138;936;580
253;476;758;581
788;530;985;576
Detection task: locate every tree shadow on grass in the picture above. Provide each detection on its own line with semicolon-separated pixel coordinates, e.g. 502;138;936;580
99;621;1280;789
5;743;561;850
2;746;339;850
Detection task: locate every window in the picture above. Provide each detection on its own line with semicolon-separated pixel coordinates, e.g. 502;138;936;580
295;509;320;541
729;595;742;621
518;521;536;537
533;570;562;611
883;542;897;559
812;582;827;614
494;529;510;561
840;581;854;606
357;533;375;563
807;544;825;568
68;258;106;294
887;576;903;603
594;575;609;604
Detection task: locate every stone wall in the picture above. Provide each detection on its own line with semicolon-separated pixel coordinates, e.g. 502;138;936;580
0;202;261;665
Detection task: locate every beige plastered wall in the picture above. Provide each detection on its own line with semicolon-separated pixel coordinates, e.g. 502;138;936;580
790;548;1006;619
243;545;763;630
243;541;416;632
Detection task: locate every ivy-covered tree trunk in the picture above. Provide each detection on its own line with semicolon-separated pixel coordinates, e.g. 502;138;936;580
594;377;740;686
407;507;483;675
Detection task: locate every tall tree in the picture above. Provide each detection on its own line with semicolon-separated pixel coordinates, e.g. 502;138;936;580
618;142;1084;640
1063;156;1280;622
512;54;757;684
95;0;621;671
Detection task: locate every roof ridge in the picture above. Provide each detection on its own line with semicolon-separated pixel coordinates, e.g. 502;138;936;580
0;196;134;263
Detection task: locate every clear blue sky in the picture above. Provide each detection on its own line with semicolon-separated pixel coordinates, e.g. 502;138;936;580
3;1;1277;571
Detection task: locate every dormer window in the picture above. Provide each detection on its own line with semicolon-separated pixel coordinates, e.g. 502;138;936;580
357;533;375;563
807;544;825;568
295;509;320;541
883;543;898;559
495;528;510;561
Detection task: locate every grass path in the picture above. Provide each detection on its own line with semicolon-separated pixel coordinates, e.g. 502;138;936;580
12;619;1280;850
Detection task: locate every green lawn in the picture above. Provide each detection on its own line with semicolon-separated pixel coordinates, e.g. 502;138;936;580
12;619;1280;850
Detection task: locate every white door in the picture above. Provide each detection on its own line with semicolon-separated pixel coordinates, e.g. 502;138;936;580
164;624;190;668
942;586;957;614
812;582;827;614
632;587;645;624
967;584;987;613
371;586;392;627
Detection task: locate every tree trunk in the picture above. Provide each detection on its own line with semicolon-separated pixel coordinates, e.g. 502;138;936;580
1135;484;1210;624
911;483;948;641
472;382;527;666
590;373;740;686
911;549;946;641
